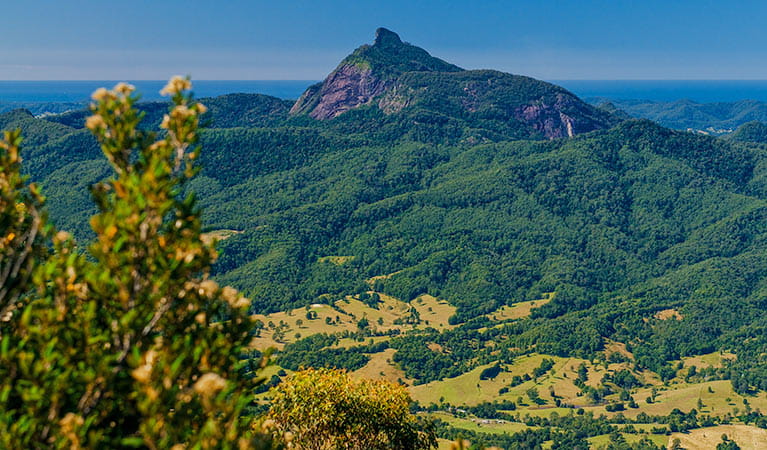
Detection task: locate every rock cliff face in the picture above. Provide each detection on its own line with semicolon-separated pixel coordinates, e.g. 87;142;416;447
290;28;461;120
515;93;605;139
290;29;617;139
291;64;390;120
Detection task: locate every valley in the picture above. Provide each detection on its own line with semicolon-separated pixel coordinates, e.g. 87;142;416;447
253;284;767;448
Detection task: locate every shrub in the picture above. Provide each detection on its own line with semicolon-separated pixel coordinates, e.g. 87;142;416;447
267;368;436;449
0;79;270;448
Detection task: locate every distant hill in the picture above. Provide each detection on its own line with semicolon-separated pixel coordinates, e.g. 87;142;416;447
589;97;767;134
0;109;77;146
291;28;617;140
48;93;293;130
727;120;767;143
0;101;85;116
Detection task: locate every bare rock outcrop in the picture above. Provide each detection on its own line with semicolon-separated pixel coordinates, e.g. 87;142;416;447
290;28;462;120
296;64;389;120
515;94;602;139
289;28;617;139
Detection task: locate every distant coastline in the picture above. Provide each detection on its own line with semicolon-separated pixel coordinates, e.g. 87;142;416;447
0;80;318;103
4;79;767;104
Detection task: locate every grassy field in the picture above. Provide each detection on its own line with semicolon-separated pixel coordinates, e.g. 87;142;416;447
587;432;668;448
679;351;737;370
250;292;457;350
593;379;767;419
485;295;552;322
249;286;766;448
428;411;534;435
411;294;457;329
409;353;601;407
353;347;410;383
668;424;767;449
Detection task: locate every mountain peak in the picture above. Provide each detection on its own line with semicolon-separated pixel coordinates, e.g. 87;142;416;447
288;29;615;137
290;28;461;119
374;28;403;47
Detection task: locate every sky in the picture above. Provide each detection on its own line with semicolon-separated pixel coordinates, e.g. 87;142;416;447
2;0;767;80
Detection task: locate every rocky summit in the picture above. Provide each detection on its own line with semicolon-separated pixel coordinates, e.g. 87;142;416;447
290;28;616;139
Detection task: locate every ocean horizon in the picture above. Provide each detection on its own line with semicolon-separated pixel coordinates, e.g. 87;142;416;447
0;80;317;103
4;79;767;104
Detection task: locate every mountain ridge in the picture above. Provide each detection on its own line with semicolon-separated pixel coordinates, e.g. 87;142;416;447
290;28;617;138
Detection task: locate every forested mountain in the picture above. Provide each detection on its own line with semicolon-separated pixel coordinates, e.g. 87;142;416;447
11;29;767;405
0;101;85;116
728;120;767;143
590;97;767;134
291;28;617;139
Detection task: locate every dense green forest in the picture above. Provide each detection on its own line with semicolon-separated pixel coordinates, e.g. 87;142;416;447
14;94;767;394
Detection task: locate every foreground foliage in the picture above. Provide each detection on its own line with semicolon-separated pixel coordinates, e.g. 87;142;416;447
0;79;264;448
267;368;436;449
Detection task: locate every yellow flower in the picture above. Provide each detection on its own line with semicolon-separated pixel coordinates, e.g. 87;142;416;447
222;286;250;308
193;372;227;397
60;412;85;447
233;296;250;309
198;279;218;298
114;82;135;95
146;386;159;401
160;76;192;96
131;350;158;383
54;231;72;244
196;102;208;114
221;286;238;302
91;87;110;101
85;114;106;132
170;104;194;121
105;224;118;238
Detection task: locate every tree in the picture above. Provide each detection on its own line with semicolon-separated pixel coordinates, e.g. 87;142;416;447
267;368;436;449
551;431;589;450
526;387;544;405
0;79;272;448
717;434;741;450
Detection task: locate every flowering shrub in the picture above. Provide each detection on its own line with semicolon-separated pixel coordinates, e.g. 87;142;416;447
0;78;271;448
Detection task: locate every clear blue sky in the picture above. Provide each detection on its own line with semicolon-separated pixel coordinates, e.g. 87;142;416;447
2;0;765;80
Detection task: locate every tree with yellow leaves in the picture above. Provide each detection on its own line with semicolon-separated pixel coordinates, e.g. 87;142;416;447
266;368;436;449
